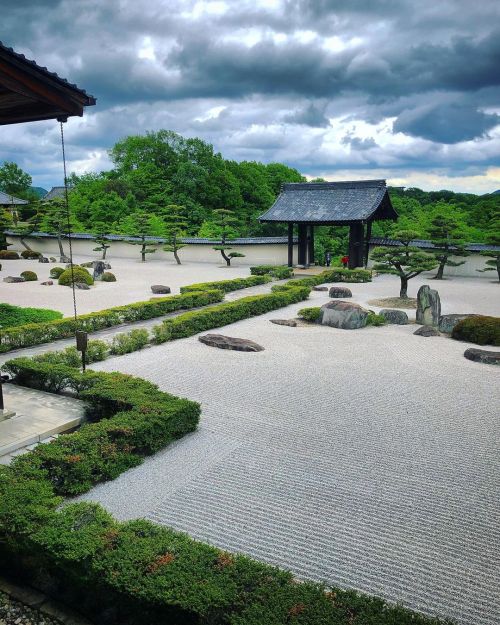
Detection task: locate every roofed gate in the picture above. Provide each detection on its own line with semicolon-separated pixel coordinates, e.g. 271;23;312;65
259;180;397;268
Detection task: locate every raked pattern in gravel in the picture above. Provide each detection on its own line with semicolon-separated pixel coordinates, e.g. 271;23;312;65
78;282;500;625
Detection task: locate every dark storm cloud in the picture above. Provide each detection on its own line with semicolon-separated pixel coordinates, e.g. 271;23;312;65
1;0;500;191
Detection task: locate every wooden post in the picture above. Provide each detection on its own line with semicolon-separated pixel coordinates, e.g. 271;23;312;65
348;223;364;268
364;221;372;267
308;224;315;265
298;223;308;266
287;223;294;267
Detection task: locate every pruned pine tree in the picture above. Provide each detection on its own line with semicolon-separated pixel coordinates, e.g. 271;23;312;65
92;227;112;260
162;204;187;265
212;208;245;266
477;211;500;282
124;211;161;262
427;209;469;279
371;230;438;298
38;199;71;261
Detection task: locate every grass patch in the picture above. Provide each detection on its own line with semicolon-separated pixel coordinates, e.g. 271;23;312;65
0;303;62;329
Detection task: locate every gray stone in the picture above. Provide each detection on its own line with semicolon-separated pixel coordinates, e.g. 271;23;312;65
49;257;57;262
104;262;112;269
380;309;409;325
92;260;106;281
75;282;90;290
38;256;49;263
151;284;171;294
416;285;441;327
199;334;264;352
41;280;54;286
80;261;94;267
328;286;352;298
312;286;328;291
438;314;479;334
270;319;297;327
414;325;440;337
3;276;25;283
464;348;500;365
60;255;71;263
318;300;368;329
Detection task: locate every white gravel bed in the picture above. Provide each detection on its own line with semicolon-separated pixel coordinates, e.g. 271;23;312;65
77;279;500;625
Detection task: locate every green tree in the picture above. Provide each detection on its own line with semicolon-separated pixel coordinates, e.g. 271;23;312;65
0;161;32;197
0;210;13;251
162;204;187;265
120;211;161;262
212;208;245;266
477;211;500;282
37;199;73;260
92;227;112;260
371;230;438;298
426;205;469;279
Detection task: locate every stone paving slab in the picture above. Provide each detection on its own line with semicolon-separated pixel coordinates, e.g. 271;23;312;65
0;384;84;460
78;281;500;625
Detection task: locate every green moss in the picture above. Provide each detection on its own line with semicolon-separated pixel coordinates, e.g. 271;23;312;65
452;315;500;346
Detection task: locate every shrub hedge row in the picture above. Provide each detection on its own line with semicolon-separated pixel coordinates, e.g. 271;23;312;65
250;265;294;279
0;290;223;352
3;359;201;495
152;285;311;343
451;315;500;346
180;274;271;294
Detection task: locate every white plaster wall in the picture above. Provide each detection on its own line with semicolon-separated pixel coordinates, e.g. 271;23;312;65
367;247;492;278
6;235;299;266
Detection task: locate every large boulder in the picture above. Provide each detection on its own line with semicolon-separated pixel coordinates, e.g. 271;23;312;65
329;286;352;298
414;325;440;337
199;334;264;352
464;348;500;366
270;319;297;327
3;276;25;283
439;314;479;334
92;260;106;281
416;285;441;327
318;300;369;329
379;309;409;325
151;285;171;294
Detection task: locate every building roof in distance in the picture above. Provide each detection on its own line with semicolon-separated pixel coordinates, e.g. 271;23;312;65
44;186;68;201
370;237;500;253
0;190;28;205
259;180;398;224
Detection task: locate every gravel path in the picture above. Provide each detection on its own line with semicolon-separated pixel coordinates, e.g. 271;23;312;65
0;591;61;625
77;276;500;625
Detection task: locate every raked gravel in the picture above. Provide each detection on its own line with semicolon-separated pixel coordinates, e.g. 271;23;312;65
77;277;500;625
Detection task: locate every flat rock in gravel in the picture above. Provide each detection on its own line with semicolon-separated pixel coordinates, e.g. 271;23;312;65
38;256;49;263
329;286;352;298
199;334;264;352
75;282;90;290
439;313;478;334
380;309;409;325
318;300;368;329
464;348;500;365
270;319;297;327
414;325;440;337
41;281;53;286
3;276;25;283
151;284;171;294
312;286;328;291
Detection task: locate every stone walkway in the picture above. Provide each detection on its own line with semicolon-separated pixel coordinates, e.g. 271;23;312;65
0;384;84;461
77;277;500;625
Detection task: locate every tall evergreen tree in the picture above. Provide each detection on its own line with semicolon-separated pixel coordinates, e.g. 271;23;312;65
212;208;245;266
426;206;469;279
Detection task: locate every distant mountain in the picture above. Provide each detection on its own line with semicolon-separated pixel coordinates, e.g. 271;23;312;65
491;190;500;195
30;186;48;198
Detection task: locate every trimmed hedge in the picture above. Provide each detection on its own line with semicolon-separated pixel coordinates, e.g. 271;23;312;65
250;265;294;279
3;359;201;495
49;266;65;279
0;290;224;352
152;286;311;343
58;266;94;286
452;315;500;346
298;307;321;322
180;274;271;294
20;270;37;281
20;250;41;259
271;269;371;294
0;303;62;329
0;250;19;259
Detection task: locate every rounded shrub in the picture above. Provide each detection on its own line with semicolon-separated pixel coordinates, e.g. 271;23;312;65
101;271;116;282
452;315;500;346
0;250;20;259
49;266;65;279
58;267;94;286
20;250;41;259
20;270;38;281
298;306;321;322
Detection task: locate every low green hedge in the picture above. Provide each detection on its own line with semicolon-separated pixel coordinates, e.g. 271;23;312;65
271;269;371;294
0;289;223;352
0;303;62;329
452;315;500;346
3;359;200;495
180;274;270;294
152;285;311;343
298;307;321;322
250;265;294;279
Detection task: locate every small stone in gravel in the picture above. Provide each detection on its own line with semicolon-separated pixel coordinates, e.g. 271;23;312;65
3;277;25;283
151;285;171;294
414;325;440;337
312;286;328;291
74;283;90;290
328;286;352;298
199;334;264;352
270;319;297;327
41;281;53;286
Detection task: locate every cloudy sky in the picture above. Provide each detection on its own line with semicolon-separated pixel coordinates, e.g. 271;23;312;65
2;0;500;193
